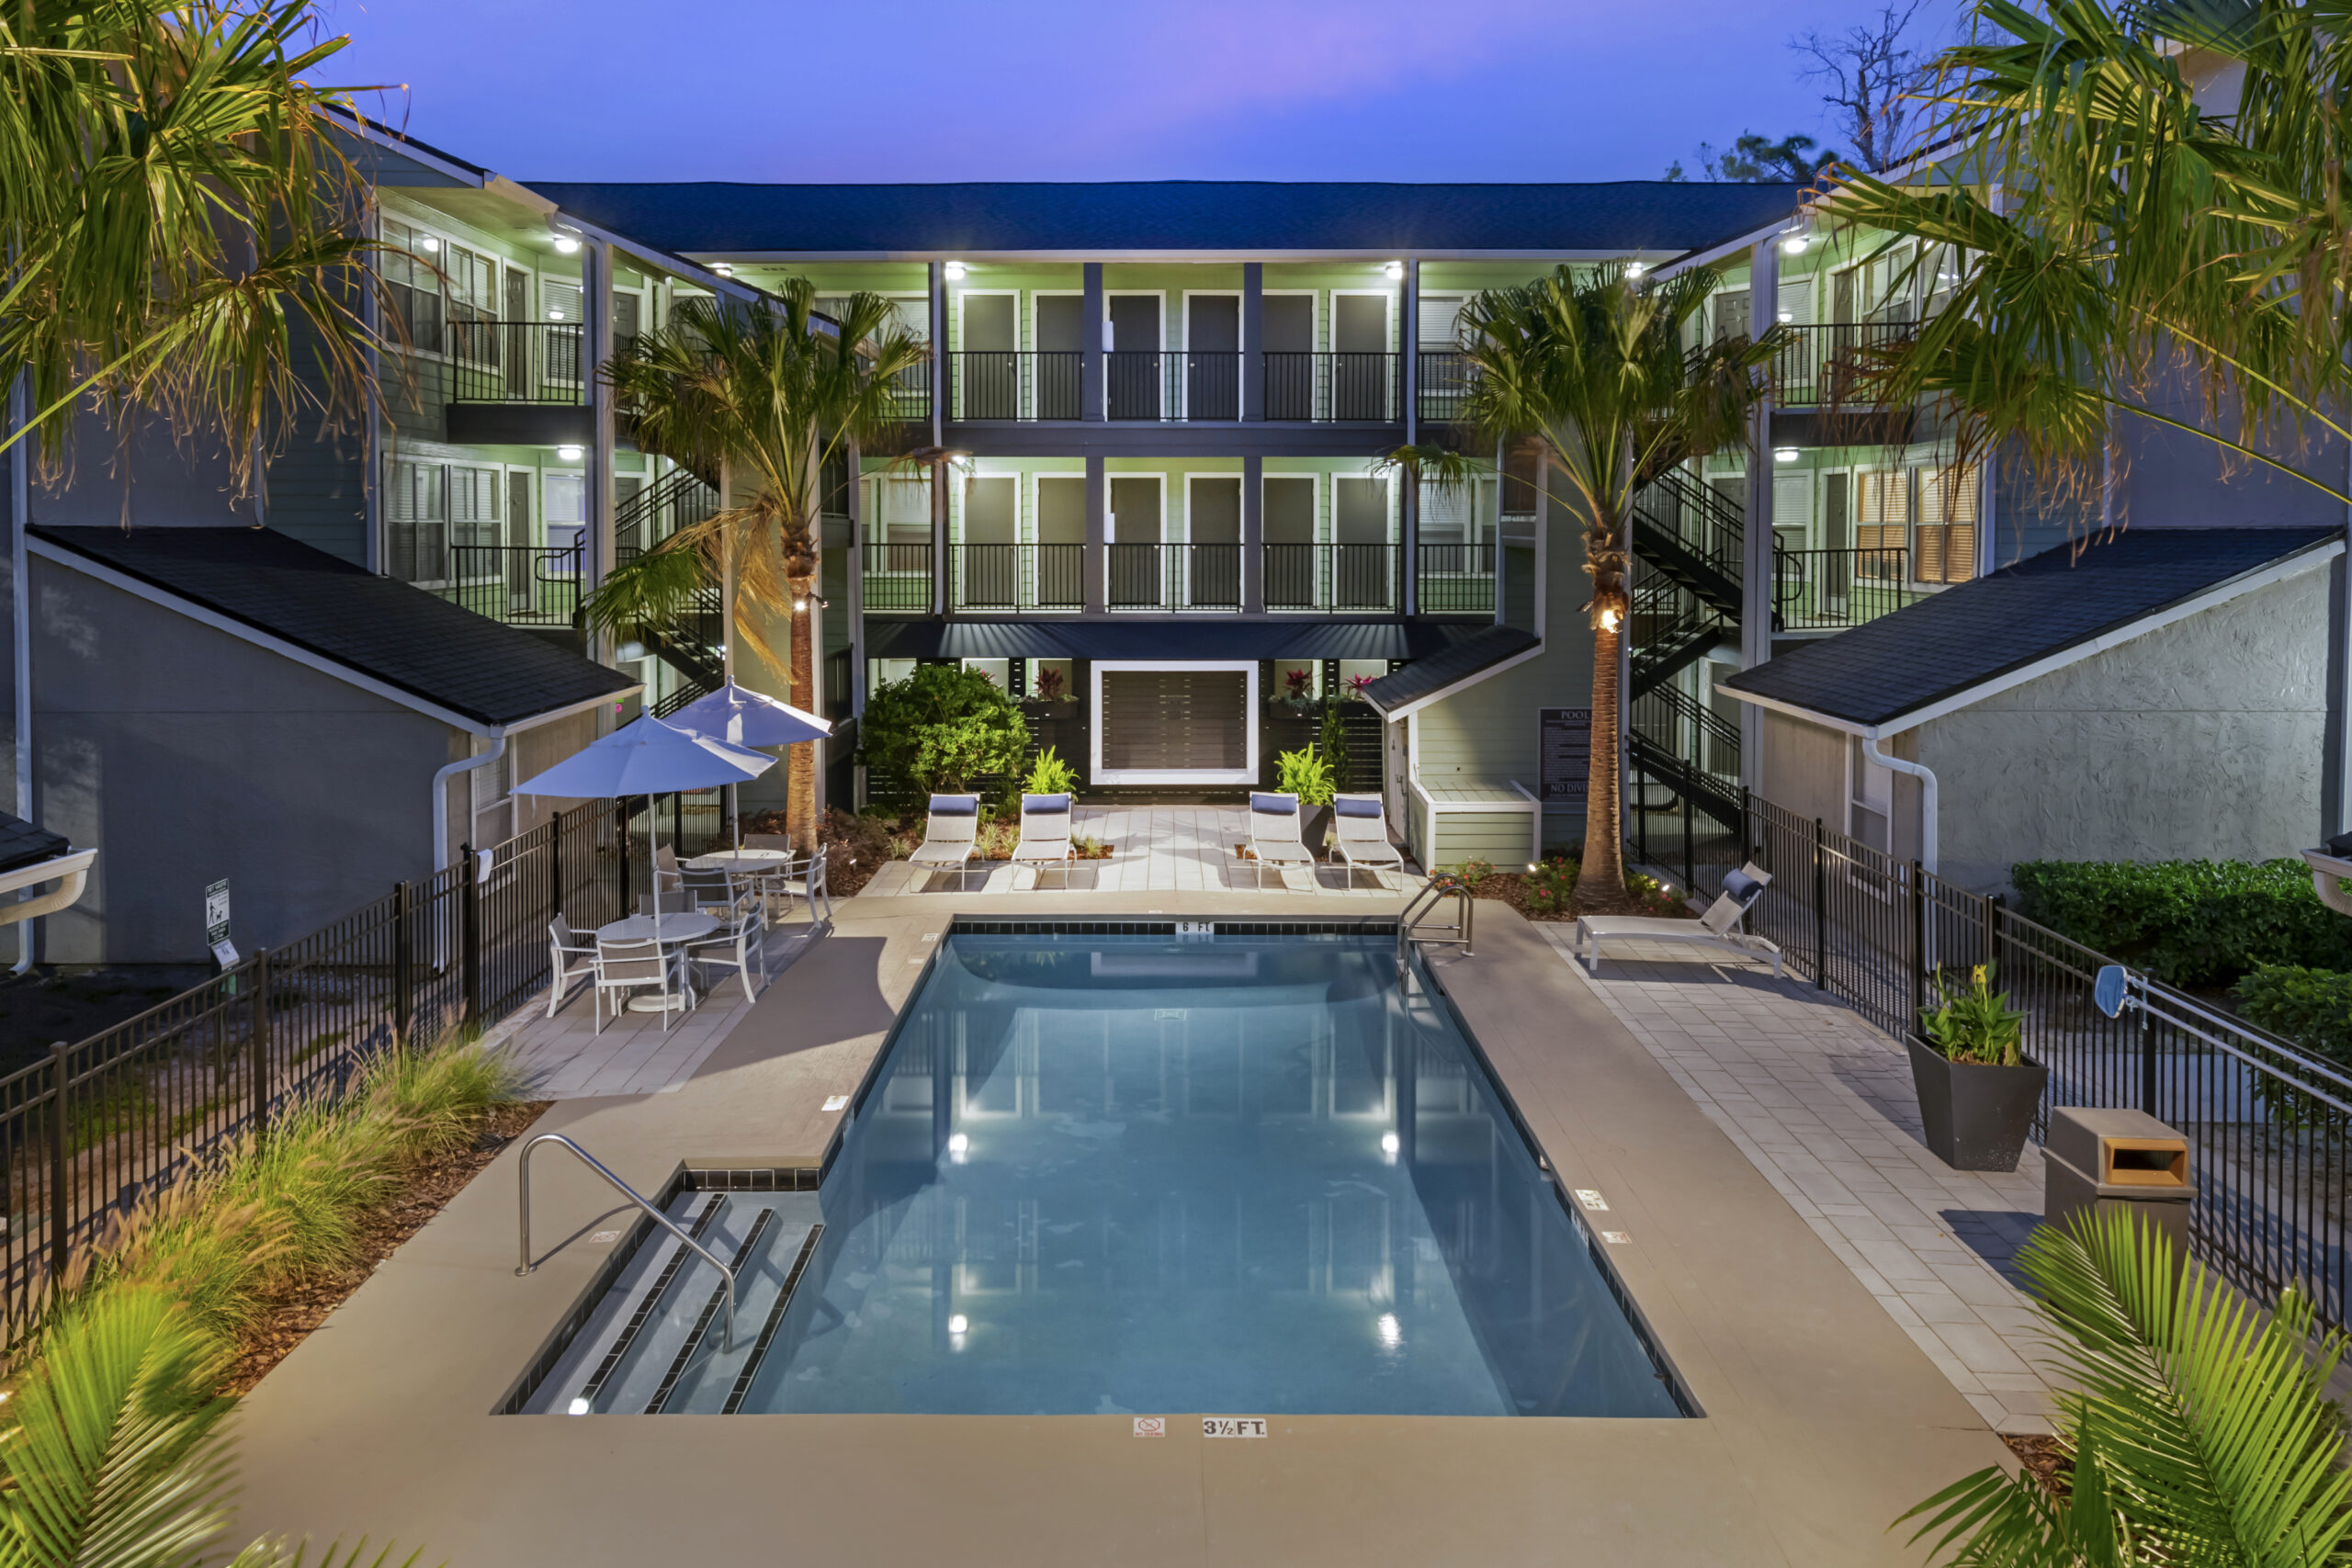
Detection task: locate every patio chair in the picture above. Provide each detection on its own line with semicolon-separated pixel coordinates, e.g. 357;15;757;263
1242;792;1317;890
684;889;767;1005
654;844;684;893
680;866;739;917
743;832;793;853
906;794;983;891
545;917;597;1018
1576;863;1781;978
1011;793;1075;889
775;850;833;926
1329;794;1404;889
592;936;689;1034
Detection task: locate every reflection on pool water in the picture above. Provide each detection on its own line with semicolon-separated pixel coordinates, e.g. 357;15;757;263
730;931;1684;1417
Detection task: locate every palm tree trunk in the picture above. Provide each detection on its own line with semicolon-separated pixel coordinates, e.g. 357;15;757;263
1575;612;1633;913
786;579;818;849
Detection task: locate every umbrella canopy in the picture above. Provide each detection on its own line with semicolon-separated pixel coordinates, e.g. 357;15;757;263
667;682;832;750
513;714;774;798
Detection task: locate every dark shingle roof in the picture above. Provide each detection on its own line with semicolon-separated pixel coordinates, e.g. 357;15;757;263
0;811;70;875
34;527;638;728
520;180;1804;257
1721;526;2341;728
1362;625;1542;715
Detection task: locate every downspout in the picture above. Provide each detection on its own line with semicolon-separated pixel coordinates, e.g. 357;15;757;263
432;730;507;874
11;373;33;976
1861;730;1937;875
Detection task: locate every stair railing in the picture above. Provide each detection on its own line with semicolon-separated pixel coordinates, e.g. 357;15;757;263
516;1133;738;1352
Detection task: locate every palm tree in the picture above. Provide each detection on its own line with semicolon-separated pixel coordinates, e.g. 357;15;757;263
590;280;928;848
1449;264;1777;913
0;0;379;486
1828;0;2352;511
1900;1209;2352;1565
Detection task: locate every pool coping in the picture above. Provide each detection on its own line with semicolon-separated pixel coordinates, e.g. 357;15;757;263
224;889;2016;1568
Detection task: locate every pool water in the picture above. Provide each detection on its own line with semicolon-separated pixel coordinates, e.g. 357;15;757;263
518;929;1687;1418
726;930;1681;1417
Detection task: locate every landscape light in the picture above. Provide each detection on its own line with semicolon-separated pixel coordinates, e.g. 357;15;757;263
1383;261;1404;280
1781;234;1809;254
1773;446;1801;463
944;260;967;280
556;444;584;461
552;235;581;254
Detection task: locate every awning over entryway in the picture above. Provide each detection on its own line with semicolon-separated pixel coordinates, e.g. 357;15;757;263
862;618;1495;662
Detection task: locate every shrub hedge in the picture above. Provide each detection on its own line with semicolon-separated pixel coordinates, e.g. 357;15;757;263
2009;858;2352;988
2233;964;2352;1070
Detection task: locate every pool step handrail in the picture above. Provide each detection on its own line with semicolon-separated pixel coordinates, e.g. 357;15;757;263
516;1132;740;1352
1398;873;1474;967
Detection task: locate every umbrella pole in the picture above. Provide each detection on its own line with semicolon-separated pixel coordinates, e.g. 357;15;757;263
648;793;662;924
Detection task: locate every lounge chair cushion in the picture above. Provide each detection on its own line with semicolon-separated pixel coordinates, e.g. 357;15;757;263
929;795;979;816
1334;796;1383;818
1722;868;1769;908
1250;793;1296;815
1023;794;1071;814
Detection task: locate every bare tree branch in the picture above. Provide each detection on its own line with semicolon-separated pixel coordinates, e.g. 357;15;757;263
1791;1;1934;172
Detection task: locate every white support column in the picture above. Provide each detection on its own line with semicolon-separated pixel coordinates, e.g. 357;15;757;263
585;238;618;665
847;438;866;720
1739;238;1781;795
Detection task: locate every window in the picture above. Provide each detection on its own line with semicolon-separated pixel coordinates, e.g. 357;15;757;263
961;659;1009;689
379;218;444;354
868;658;917;697
386;459;446;582
1855;469;1909;579
1916;465;1981;583
873;476;932;570
1418;294;1465;349
448;466;502;557
1849;737;1893;853
542;471;585;525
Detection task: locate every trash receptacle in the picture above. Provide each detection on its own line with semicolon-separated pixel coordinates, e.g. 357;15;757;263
2043;1107;2194;1260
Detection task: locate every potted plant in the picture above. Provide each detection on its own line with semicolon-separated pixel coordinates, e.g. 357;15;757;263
1908;964;2047;1171
1273;667;1317;713
1275;744;1337;850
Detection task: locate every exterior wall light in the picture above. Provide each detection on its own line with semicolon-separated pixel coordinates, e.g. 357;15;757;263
944;260;967;280
419;236;439;253
556;444;584;461
1773;446;1801;463
711;263;734;277
1598;605;1623;632
1623;259;1645;276
1383;261;1404;280
552;235;581;254
548;308;565;321
1780;234;1809;255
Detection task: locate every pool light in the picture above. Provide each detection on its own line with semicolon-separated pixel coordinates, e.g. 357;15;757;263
948;1314;969;1335
947;1132;969;1162
1381;1131;1401;1156
1377;1314;1402;1347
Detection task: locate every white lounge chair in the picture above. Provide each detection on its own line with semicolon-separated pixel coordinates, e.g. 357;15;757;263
1241;792;1317;890
1330;794;1404;889
1576;863;1781;977
907;794;983;891
1012;793;1076;888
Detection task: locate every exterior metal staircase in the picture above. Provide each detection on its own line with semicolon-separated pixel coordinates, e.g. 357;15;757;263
1627;468;1745;841
613;468;725;708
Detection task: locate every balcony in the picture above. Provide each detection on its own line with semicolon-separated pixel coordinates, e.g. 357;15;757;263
952;544;1085;611
950;352;1083;422
389;318;595;446
402;542;584;626
1768;321;1915;408
862;541;934;611
1262;352;1398;423
1265;544;1403;612
1416;542;1497;614
1416;350;1476;428
1106;543;1242;610
1771;546;1920;631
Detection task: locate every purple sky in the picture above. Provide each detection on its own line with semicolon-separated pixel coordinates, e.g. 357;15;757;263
313;0;1953;186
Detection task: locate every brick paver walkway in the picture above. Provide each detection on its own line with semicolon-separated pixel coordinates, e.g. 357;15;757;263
1532;924;2057;1435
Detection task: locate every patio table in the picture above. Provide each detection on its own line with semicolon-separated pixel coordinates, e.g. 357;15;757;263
594;912;721;1011
684;850;794;874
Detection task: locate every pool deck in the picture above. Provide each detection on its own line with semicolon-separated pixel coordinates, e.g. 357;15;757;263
226;889;2011;1568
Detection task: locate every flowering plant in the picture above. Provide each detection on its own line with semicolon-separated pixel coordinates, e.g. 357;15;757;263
1918;964;2029;1066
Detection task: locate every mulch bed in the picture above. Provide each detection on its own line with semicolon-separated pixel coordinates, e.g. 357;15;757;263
2002;1433;2072;1496
221;1100;550;1395
1464;874;1697;925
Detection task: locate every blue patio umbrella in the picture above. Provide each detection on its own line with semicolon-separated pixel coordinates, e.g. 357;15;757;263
666;682;831;847
513;714;774;919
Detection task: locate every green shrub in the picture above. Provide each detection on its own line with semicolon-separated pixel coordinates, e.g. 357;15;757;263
1317;703;1355;794
1454;857;1495;890
2010;858;2352;987
1525;856;1577;916
1022;745;1080;798
858;665;1031;795
1274;745;1336;807
2235;964;2352;1067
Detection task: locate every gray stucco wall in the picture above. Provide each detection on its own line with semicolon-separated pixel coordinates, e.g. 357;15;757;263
1918;563;2333;894
30;554;458;964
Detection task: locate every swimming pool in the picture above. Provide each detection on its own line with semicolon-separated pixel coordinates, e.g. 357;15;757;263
518;923;1686;1418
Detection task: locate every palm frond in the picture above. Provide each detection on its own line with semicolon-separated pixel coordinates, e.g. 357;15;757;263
0;1285;236;1568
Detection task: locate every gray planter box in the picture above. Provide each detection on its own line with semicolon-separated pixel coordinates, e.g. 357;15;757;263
1905;1036;2048;1172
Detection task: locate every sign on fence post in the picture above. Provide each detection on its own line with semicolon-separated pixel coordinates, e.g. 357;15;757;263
205;879;236;970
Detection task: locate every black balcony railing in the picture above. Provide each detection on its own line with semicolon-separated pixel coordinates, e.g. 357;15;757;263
950;352;1084;421
1770;320;1915;408
1415;541;1496;614
414;544;584;626
1101;351;1243;421
862;540;933;611
1771;545;1918;630
1105;543;1242;610
952;543;1086;610
883;360;933;428
1263;352;1401;423
439;319;589;403
1417;349;1476;427
1263;543;1401;612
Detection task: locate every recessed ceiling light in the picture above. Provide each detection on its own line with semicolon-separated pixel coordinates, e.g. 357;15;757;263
944;260;967;280
1773;447;1801;463
1383;260;1404;280
1781;234;1809;255
552;235;581;254
556;444;584;461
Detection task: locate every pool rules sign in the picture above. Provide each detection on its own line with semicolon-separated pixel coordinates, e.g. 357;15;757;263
204;879;236;968
1537;708;1591;808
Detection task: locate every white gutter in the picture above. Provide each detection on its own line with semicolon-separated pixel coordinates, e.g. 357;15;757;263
432;731;505;876
1860;733;1939;874
0;848;95;925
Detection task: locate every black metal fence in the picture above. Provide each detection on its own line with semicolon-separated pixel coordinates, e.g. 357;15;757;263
1657;792;2350;1334
0;795;752;1345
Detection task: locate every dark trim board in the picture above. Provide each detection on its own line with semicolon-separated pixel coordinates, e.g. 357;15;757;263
947;422;1405;458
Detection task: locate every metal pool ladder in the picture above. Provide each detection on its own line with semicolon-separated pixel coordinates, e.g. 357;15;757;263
1397;872;1474;969
515;1132;739;1352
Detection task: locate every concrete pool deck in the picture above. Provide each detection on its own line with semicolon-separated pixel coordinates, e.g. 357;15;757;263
227;890;2011;1567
